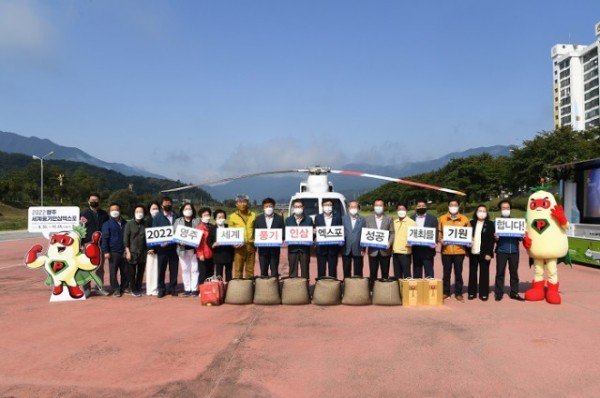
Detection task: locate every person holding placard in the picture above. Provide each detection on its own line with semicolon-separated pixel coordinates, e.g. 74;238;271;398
123;204;147;297
174;203;200;297
285;199;314;279
438;199;470;302
393;203;416;279
145;201;161;296
494;200;524;301
196;207;216;290
468;205;495;301
212;209;234;281
365;199;395;289
80;193;110;297
315;199;343;279
228;195;257;278
342;201;366;278
152;196;179;298
254;198;285;278
101;203;127;297
410;199;438;278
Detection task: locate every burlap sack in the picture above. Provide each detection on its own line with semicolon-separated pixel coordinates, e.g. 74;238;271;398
312;277;342;306
281;278;310;305
224;278;254;304
342;277;371;305
253;277;281;305
372;278;402;306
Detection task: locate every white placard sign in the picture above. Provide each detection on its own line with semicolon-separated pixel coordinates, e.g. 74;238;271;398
285;226;314;246
28;207;80;238
173;225;203;247
407;227;437;247
216;227;245;245
442;226;473;246
145;226;175;247
360;228;390;249
254;228;283;247
315;226;345;246
494;218;526;238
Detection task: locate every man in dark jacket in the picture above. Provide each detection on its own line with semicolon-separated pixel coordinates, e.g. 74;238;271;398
494;200;524;301
285;199;314;279
314;199;343;279
101;203;127;297
341;200;365;278
254;198;285;277
123;205;147;297
410;199;438;278
80;193;109;296
152;196;179;297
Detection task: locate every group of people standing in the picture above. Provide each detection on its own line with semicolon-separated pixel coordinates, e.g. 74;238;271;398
80;193;524;302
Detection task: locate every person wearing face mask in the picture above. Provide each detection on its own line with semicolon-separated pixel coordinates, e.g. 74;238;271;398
196;207;216;291
468;205;495;301
285;199;314;279
494;199;524;301
438;199;470;301
123;205;147;297
152;196;180;298
365;199;395;289
254;198;285;278
101;203;127;297
212;210;234;281
392;203;416;279
174;202;200;297
314;199;343;279
145;201;161;296
342;200;366;278
80;193;110;297
228;195;257;278
410;199;438;278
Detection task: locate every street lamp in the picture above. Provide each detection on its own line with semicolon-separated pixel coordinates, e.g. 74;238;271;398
32;151;54;206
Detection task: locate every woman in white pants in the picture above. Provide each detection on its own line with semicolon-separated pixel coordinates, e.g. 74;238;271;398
145;201;161;296
174;203;200;297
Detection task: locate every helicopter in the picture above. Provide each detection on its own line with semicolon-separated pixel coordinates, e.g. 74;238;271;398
161;166;466;219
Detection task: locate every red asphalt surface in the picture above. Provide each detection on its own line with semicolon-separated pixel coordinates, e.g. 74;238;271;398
1;236;599;397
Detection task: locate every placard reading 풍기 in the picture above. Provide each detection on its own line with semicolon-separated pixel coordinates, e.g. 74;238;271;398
315;226;345;246
494;218;526;238
254;228;283;247
442;226;472;246
407;227;436;247
360;228;390;250
285;226;313;246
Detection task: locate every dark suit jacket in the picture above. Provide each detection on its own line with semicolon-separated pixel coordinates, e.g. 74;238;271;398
254;213;285;252
364;214;395;257
314;213;343;255
342;214;365;256
285;215;314;254
80;207;109;243
410;212;438;256
151;210;179;252
469;219;496;258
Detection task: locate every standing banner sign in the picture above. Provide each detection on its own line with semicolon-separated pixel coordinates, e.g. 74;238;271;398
28;207;80;238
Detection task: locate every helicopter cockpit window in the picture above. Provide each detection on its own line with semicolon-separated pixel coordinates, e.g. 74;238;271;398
331;199;344;215
300;199;319;218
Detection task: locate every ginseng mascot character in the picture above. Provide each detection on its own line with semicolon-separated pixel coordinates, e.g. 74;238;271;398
24;225;102;300
523;189;570;304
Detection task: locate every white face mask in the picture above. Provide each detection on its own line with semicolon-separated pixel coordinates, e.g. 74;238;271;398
201;216;210;223
374;206;384;215
323;205;332;214
293;207;303;216
476;211;487;220
397;210;407;219
110;210;120;219
183;209;193;218
216;218;225;226
348;208;358;216
448;206;459;215
134;212;144;220
501;209;511;217
264;207;274;216
150;209;159;217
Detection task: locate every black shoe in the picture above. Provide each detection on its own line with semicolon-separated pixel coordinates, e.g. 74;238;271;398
480;296;488;301
157;291;165;298
468;294;476;300
183;291;191;297
171;291;178;297
113;290;122;297
495;295;503;301
510;294;525;301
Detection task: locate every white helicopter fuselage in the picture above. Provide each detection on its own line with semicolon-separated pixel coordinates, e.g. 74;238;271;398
287;174;347;220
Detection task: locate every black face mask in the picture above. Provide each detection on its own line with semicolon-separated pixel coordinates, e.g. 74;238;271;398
89;201;99;209
163;205;172;212
416;208;427;215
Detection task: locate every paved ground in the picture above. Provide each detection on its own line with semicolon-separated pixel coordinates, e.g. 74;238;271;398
0;235;599;397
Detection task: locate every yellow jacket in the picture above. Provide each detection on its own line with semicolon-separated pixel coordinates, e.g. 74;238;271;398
228;210;257;244
393;217;416;254
438;213;470;255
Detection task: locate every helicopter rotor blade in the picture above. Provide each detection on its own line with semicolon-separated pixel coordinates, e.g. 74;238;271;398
330;169;467;196
160;169;310;193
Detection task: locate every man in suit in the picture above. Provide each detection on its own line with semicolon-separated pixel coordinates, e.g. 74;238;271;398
410;199;438;278
342;200;365;278
254;197;285;277
285;199;314;279
152;196;179;298
80;193;110;297
314;198;343;279
365;199;395;288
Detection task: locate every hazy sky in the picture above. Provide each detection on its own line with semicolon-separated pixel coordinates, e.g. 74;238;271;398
1;0;599;183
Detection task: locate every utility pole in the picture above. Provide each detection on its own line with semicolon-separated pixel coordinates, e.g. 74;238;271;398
32;151;54;206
